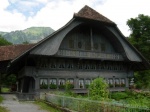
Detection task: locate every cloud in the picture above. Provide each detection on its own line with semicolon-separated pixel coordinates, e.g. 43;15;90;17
0;0;150;37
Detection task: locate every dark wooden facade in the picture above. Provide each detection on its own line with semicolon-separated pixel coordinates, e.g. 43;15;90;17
6;6;150;98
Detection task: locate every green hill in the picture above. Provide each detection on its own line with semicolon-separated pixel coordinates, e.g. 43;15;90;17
2;27;54;44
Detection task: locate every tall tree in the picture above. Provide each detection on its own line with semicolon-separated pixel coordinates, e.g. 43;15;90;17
0;35;12;46
127;14;150;89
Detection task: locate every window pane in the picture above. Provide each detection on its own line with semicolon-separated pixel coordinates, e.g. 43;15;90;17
79;79;84;88
85;79;91;85
49;79;56;85
59;79;65;85
108;78;113;84
68;79;74;84
40;79;48;85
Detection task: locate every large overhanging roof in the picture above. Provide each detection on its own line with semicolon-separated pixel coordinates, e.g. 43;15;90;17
6;5;150;73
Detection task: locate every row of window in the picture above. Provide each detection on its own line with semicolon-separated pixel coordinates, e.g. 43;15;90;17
40;78;126;89
37;59;126;71
68;39;106;52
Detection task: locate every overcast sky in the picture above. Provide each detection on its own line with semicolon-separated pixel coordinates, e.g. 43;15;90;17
0;0;150;37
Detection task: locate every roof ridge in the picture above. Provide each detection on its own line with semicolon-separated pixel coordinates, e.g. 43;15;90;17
74;5;115;24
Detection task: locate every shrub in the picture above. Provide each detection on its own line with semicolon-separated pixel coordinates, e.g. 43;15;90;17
58;85;65;89
89;78;109;100
40;84;48;89
49;84;57;89
111;92;128;100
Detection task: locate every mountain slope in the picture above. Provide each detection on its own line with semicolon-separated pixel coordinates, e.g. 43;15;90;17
2;27;54;44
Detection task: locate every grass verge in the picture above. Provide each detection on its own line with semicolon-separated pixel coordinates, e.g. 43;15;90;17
1;87;10;93
34;100;62;112
0;95;9;112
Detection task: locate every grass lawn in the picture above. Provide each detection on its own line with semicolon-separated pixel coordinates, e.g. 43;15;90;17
34;100;62;112
1;87;10;93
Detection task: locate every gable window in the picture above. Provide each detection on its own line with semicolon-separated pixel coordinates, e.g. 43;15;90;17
78;42;82;49
69;39;74;49
101;43;106;52
40;79;48;89
85;41;91;50
94;43;98;50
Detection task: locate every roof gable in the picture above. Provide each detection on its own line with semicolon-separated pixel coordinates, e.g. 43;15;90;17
74;5;115;24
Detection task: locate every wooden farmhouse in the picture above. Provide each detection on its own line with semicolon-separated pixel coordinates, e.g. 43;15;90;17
5;5;150;99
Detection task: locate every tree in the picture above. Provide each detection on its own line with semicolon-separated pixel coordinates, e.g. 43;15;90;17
0;35;12;92
0;35;12;46
89;78;109;100
127;14;150;89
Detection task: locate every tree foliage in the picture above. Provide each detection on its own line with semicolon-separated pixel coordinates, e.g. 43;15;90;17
89;78;109;100
127;14;150;60
0;35;12;46
127;14;150;89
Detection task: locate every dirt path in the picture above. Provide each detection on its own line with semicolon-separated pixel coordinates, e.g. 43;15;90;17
0;94;48;112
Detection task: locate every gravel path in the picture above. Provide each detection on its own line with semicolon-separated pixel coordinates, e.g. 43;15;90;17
0;94;48;112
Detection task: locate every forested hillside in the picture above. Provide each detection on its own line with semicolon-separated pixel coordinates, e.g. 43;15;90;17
0;27;54;44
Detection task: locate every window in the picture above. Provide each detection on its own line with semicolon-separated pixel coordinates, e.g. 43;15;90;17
49;79;56;85
59;60;65;69
67;61;73;69
79;79;84;88
50;60;56;69
101;43;106;52
69;39;74;49
67;79;74;84
85;79;91;88
59;79;65;85
85;61;90;69
94;43;98;50
49;78;57;89
108;78;113;88
121;78;126;87
67;79;74;89
115;78;120;87
78;42;82;49
40;79;48;89
58;79;65;89
85;41;91;50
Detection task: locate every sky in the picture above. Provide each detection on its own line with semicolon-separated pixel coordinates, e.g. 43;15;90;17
0;0;150;37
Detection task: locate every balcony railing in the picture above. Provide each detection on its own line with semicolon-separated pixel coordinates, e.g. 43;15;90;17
56;49;124;60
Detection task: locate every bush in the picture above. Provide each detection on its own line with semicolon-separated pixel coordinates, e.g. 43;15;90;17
58;85;65;89
111;92;128;100
40;84;48;89
49;84;57;89
89;78;109;100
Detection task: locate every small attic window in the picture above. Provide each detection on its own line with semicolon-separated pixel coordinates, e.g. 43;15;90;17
101;43;106;52
78;42;82;49
69;39;74;49
94;43;98;50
